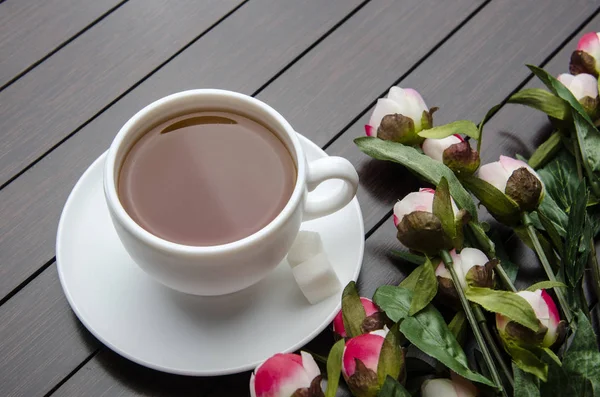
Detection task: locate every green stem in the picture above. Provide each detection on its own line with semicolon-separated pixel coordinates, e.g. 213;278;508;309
571;129;600;303
589;242;600;303
571;129;584;179
473;305;514;389
522;212;573;324
441;250;507;397
495;263;517;292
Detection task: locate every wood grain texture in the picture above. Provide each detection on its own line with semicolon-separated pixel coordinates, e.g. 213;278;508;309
326;0;599;232
0;0;479;300
0;0;123;88
0;0;366;394
0;265;99;397
255;0;481;147
52;349;215;397
0;0;243;187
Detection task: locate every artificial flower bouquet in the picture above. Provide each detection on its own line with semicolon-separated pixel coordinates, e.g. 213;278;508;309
249;31;600;397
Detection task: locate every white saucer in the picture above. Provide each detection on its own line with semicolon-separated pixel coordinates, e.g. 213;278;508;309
56;134;364;376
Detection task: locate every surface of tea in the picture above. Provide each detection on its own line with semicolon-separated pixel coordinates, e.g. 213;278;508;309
118;111;296;246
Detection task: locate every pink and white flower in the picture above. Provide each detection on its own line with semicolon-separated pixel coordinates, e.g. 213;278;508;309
250;352;321;397
571;32;600;76
422;135;464;162
333;297;381;338
435;248;493;289
421;373;478;397
393;188;458;227
365;87;433;145
341;329;388;381
478;155;544;211
496;289;561;348
557;73;598;100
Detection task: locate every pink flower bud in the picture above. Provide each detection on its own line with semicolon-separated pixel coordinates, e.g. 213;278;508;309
250;352;322;397
478;155;544;211
332;297;382;338
571;32;600;76
557;73;599;118
435;248;493;289
422;135;463;162
393;188;458;227
496;290;561;349
393;188;460;255
365;87;433;145
341;330;388;380
557;73;598;100
421;373;478;397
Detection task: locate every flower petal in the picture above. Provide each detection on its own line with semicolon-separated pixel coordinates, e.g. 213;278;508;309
540;290;560;346
387;87;429;130
577;32;600;58
557;73;575;87
421;379;458;397
574;73;598;99
253;354;311;397
301;351;321;382
435;260;451;279
450;249;466;288
517;290;550;327
365;124;375;137
458;248;489;275
478;161;510;193
422;135;462;162
369;98;403;130
342;333;385;378
393;191;435;222
250;373;257;397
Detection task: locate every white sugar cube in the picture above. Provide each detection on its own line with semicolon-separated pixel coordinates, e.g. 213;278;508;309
287;231;324;268
292;252;341;304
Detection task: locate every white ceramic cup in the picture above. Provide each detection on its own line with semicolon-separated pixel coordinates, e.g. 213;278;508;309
104;89;359;296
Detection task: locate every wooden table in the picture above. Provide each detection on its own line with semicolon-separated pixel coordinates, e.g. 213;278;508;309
1;1;599;395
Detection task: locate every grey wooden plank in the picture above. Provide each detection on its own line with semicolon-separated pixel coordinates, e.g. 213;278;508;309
0;0;244;187
0;0;479;301
49;348;215;397
0;265;99;397
0;0;367;395
326;0;599;232
0;0;124;88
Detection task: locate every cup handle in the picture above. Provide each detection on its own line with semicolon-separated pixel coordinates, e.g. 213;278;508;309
303;156;359;221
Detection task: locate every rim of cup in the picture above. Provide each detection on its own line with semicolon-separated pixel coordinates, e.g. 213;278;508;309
104;89;307;256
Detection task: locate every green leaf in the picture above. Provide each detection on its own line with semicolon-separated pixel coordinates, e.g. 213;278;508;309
514;226;560;271
508;88;569;120
528;132;563;170
525;281;566;292
409;257;438;316
513;363;541;397
467;222;496;257
525;281;566;294
537;209;564;257
325;339;345;397
399;265;423;291
465;287;539;331
390;250;426;266
377;376;411;397
537;150;579;214
489;230;518;282
564;182;589;285
562;312;600;395
460;174;521;225
418;120;480;140
448;310;467;345
354;137;478;219
477;104;502;153
373;285;494;387
377;323;404;387
433;177;461;249
506;341;548;381
342;281;366;338
537;196;568;236
528;65;600;196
